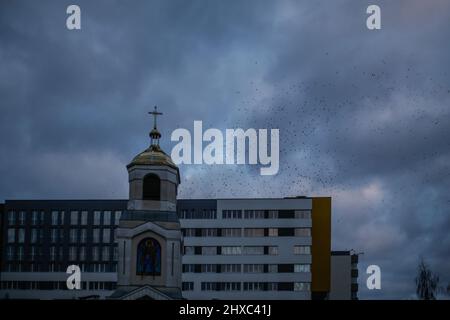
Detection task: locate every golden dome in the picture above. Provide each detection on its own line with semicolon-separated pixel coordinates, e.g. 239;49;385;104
127;144;178;170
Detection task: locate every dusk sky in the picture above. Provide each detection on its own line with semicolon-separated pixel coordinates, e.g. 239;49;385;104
1;0;449;299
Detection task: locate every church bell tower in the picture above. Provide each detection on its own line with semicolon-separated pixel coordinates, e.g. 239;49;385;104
112;107;182;300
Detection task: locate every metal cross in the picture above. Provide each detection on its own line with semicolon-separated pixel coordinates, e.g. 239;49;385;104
148;106;163;129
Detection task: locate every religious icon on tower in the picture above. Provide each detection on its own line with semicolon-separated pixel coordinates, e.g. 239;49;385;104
136;238;161;276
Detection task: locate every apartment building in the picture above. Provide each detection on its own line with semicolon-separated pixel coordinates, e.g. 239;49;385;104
0;197;341;300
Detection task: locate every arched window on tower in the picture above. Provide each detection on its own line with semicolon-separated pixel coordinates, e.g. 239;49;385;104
142;174;160;200
136;238;161;276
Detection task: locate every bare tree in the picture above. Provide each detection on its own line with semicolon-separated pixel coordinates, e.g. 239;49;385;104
415;257;439;300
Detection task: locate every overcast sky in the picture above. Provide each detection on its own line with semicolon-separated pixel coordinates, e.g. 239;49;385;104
1;0;449;299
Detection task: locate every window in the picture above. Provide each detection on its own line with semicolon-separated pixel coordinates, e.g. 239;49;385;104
201;282;241;291
50;247;56;260
182;264;196;273
201;282;213;291
7;246;14;261
256;210;265;219
201;228;217;237
184;246;195;255
295;210;311;219
19;211;26;225
294;264;310;273
31;229;38;243
93;229;100;243
278;228;295;236
294;282;310;291
222;228;241;237
92;262;106;272
243;264;264;273
79;247;86;261
268;246;278;255
70;229;78;243
201;247;216;255
178;209;212;219
8;211;16;225
18;229;25;243
201;264;217;273
243;246;264;255
295;228;311;237
81;211;88;225
222;264;241;273
268;228;278;236
244;228;264;237
222;210;242;219
51;229;57;243
51;211;59;225
93;211;101;225
39;227;44;243
70;211;78;225
80;229;87;243
17;247;24;261
243;282;265;291
136;238;161;276
103;229;110;243
104;211;111;225
35;247;42;258
142;173;160;200
293;245;310;255
204;209;217;219
102;247;109;261
268;264;278;273
221;282;241;291
268;210;278;219
69;247;77;261
183;228;196;237
279;210;296;219
278;282;294;291
113;246;118;261
268;283;278;291
243;210;265;219
222;246;242;255
92;247;99;261
7;229;15;243
114;211;121;225
179;209;188;219
277;263;293;273
182;282;194;291
32;211;39;225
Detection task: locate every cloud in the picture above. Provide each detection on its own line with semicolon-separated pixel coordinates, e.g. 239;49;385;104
0;0;449;299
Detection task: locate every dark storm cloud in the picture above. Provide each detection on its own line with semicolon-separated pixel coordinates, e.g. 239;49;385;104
1;0;449;298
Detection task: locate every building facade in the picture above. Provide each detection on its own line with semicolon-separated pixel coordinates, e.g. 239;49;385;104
0;196;342;300
0;200;122;299
178;197;330;300
329;251;359;300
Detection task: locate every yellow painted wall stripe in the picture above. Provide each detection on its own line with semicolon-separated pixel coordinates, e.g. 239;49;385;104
311;197;331;294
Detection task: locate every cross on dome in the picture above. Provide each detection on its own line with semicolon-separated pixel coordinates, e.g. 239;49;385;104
148;106;162;146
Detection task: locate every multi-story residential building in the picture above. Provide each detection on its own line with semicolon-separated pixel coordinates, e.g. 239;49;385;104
0;200;122;299
330;251;359;300
0;196;343;300
178;197;330;300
